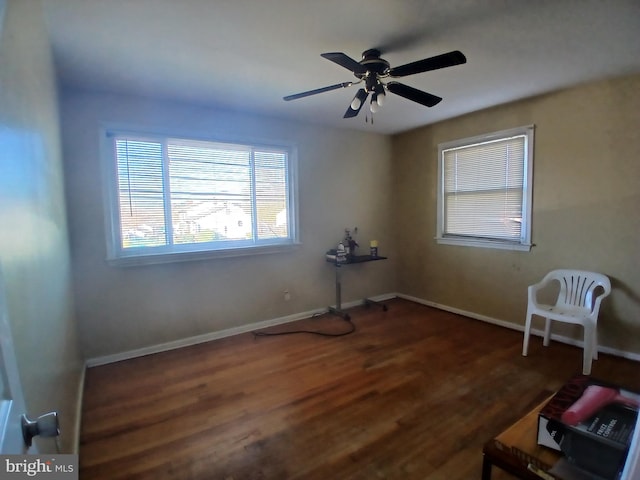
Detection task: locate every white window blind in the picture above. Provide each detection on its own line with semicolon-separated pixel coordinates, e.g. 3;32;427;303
105;131;298;265
437;126;534;250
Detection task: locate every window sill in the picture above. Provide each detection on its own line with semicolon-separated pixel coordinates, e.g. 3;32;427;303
436;236;532;252
107;242;302;267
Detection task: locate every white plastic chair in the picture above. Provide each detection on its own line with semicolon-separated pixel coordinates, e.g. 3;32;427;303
522;269;611;375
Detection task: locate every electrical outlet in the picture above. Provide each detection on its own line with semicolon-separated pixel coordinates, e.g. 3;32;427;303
284;290;291;301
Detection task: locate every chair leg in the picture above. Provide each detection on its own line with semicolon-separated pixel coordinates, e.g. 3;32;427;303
522;312;533;356
593;327;599;360
582;322;594;375
543;318;552;347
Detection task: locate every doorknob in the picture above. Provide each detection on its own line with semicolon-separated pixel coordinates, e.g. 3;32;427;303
21;412;60;447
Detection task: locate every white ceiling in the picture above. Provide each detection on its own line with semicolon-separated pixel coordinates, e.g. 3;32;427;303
43;0;640;135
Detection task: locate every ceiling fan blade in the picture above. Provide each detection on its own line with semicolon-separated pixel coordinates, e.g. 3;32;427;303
389;50;466;77
321;52;367;74
283;82;353;101
387;82;442;107
343;88;369;118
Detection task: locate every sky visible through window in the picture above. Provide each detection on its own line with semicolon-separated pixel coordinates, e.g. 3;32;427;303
115;137;289;250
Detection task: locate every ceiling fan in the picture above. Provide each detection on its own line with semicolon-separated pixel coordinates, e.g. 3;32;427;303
283;48;467;118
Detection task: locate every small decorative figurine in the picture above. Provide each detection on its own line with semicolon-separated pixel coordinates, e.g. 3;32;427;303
344;229;359;258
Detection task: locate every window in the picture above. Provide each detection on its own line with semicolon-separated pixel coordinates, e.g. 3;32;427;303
103;130;299;265
436;125;534;251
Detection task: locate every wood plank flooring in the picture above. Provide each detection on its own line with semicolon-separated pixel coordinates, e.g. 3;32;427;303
80;298;640;479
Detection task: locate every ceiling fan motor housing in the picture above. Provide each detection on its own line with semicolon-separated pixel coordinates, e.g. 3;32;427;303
358;49;389;93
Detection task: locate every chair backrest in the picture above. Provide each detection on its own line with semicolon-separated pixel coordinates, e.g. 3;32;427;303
543;269;611;313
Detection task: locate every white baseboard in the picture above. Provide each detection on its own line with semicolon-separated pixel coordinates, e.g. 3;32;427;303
86;292;639;367
397;293;640;362
87;307;323;367
86;293;396;367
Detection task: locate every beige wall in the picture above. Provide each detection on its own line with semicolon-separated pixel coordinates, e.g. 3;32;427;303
393;74;640;355
61;91;396;359
0;0;83;452
63;75;640;363
3;0;637;455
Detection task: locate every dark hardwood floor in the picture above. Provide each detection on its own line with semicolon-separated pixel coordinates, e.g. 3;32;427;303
79;298;640;479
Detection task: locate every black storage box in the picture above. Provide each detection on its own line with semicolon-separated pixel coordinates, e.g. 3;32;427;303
537;375;639;479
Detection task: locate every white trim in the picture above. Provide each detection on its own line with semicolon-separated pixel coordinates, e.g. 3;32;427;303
435;237;532;251
87;308;322;366
438;125;535;151
72;366;85;454
107;242;302;267
436;125;535;250
86;294;395;367
99;125;300;266
397;293;640;362
86;293;640;367
0;268;33;453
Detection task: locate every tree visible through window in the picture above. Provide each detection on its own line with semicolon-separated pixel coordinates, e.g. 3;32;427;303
105;132;298;264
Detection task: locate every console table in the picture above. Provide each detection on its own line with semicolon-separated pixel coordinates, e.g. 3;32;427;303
326;255;387;320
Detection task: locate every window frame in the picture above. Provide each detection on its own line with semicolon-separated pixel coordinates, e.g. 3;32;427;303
436;125;535;251
100;126;300;266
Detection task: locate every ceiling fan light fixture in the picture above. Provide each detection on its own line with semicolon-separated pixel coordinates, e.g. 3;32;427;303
370;94;380;113
284;48;467;119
